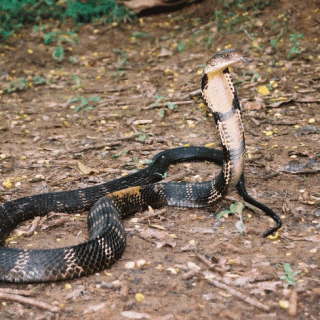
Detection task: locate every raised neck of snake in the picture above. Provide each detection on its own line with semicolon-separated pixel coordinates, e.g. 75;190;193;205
201;51;246;189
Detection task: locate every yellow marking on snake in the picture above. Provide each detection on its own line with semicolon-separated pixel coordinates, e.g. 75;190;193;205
110;186;141;198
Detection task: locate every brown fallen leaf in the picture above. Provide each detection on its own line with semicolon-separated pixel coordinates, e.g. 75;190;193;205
138;228;176;248
249;281;282;296
77;161;99;175
244;101;263;110
139;228;168;240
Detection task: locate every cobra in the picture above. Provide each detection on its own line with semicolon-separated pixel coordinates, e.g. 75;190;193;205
0;49;281;283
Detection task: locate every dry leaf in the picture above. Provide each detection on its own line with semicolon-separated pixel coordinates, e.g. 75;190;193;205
77;161;99;175
139;228;168;240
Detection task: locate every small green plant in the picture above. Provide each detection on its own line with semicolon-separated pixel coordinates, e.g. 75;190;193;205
136;128;149;142
177;41;187;53
279;263;300;286
217;201;259;234
33;75;46;85
112;150;128;159
270;28;284;49
243;29;263;50
71;74;83;89
166;102;178;111
159;108;166;119
41;30;78;62
206;35;214;49
68;95;101;111
288;31;303;57
159;102;178;119
4;75;50;94
216;202;252;234
151;94;164;108
4;77;27;93
217;201;247;219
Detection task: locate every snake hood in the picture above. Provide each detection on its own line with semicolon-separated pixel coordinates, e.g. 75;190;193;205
201;49;248;188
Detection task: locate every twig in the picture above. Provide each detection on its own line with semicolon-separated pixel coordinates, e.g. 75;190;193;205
181;269;199;280
203;273;270;311
195;252;215;269
188;89;201;98
25;216;41;237
144;100;194;110
71;136;136;154
0;292;59;313
0;288;33;296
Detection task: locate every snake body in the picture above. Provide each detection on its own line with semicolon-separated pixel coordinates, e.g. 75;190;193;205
0;49;281;283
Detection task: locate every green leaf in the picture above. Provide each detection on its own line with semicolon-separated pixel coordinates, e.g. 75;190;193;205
79;96;88;106
229;202;245;215
159;108;165;119
270;38;279;49
177;41;187;53
284;263;294;276
17;77;27;90
88;96;101;102
206;35;214;49
151;94;164;108
68;96;80;104
52;46;64;62
216;210;232;219
71;74;83;88
112;150;128;159
138;132;149;142
33;76;45;85
166;102;178;111
281;263;301;286
43;31;56;45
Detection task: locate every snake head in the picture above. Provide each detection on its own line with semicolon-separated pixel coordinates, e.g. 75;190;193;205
204;49;250;75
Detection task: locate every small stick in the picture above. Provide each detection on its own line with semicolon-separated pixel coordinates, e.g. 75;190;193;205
204;276;270;312
0;288;33;296
195;252;215;269
144;100;194;110
0;292;59;313
181;269;199;280
25;217;41;236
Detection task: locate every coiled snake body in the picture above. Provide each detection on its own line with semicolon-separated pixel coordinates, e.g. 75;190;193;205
0;50;281;283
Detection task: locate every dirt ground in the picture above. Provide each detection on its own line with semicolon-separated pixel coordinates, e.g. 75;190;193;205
0;0;320;319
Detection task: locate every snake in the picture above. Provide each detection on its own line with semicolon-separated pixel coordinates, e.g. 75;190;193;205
0;49;282;283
